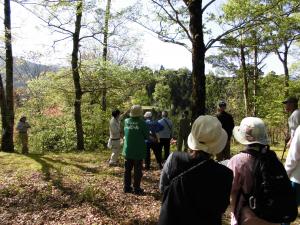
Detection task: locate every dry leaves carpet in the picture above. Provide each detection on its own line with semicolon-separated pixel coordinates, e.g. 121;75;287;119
0;151;299;225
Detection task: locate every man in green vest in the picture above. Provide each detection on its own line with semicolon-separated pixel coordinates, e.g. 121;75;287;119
123;105;149;195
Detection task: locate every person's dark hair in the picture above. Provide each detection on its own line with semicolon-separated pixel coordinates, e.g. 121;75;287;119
112;109;121;118
162;111;168;117
20;116;26;122
218;101;227;108
282;96;298;109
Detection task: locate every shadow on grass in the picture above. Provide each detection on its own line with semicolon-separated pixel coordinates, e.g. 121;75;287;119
24;154;126;219
43;155;125;179
41;156;100;174
0;154;161;225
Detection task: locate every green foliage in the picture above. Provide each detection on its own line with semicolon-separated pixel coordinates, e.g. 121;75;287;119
16;60;158;152
153;83;171;109
206;73;233;114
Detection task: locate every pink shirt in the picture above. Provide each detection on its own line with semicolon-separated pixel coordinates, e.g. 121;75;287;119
227;152;279;225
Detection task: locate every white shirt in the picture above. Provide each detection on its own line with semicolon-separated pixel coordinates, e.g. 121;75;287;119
109;117;121;139
288;109;300;139
285;125;300;184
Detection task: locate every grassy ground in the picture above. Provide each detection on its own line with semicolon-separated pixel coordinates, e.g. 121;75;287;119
0;145;299;225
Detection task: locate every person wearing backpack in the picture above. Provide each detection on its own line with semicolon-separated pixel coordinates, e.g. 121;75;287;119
284;125;300;225
158;115;233;225
227;117;297;225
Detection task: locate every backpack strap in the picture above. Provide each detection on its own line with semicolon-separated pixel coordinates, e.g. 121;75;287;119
163;119;172;132
241;145;270;157
171;158;209;182
163;118;172;138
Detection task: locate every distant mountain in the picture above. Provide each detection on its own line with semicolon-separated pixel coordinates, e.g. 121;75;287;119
0;57;60;87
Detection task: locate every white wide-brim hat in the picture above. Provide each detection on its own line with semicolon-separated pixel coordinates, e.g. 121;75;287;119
233;117;269;145
130;105;143;117
187;115;228;155
144;111;152;118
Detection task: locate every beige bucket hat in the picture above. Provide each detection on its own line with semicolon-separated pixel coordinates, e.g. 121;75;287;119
130;105;143;117
187;115;228;155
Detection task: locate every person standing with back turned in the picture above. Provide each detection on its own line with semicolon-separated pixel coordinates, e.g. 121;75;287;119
122;105;149;195
227;117;296;225
158;111;173;161
159;115;233;225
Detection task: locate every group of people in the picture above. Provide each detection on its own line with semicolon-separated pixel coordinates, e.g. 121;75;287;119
107;108;173;169
107;105;174;194
108;96;300;225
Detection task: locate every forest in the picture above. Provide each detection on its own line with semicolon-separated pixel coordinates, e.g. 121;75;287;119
0;0;300;224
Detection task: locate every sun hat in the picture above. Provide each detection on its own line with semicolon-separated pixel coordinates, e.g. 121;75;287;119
282;96;298;104
130;105;143;117
144;111;152;118
233;117;269;145
187;115;227;155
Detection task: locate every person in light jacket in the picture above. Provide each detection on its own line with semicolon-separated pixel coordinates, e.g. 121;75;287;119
283;125;300;225
158;111;173;161
108;109;128;166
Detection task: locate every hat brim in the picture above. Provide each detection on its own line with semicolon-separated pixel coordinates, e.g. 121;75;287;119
187;128;228;155
233;126;268;145
130;111;142;117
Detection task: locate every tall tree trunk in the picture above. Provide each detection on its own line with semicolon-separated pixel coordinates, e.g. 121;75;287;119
3;0;14;152
187;0;206;121
72;0;84;150
276;42;289;97
101;0;111;112
0;74;8;150
282;45;289;97
240;44;249;116
253;41;258;116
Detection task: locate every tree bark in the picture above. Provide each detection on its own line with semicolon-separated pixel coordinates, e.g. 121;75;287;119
72;0;84;150
101;0;111;112
240;44;249;116
253;38;258;116
0;74;8;150
276;42;289;97
187;0;206;121
3;0;14;152
283;45;289;97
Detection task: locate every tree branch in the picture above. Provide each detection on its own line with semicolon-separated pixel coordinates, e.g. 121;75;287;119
202;0;216;14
